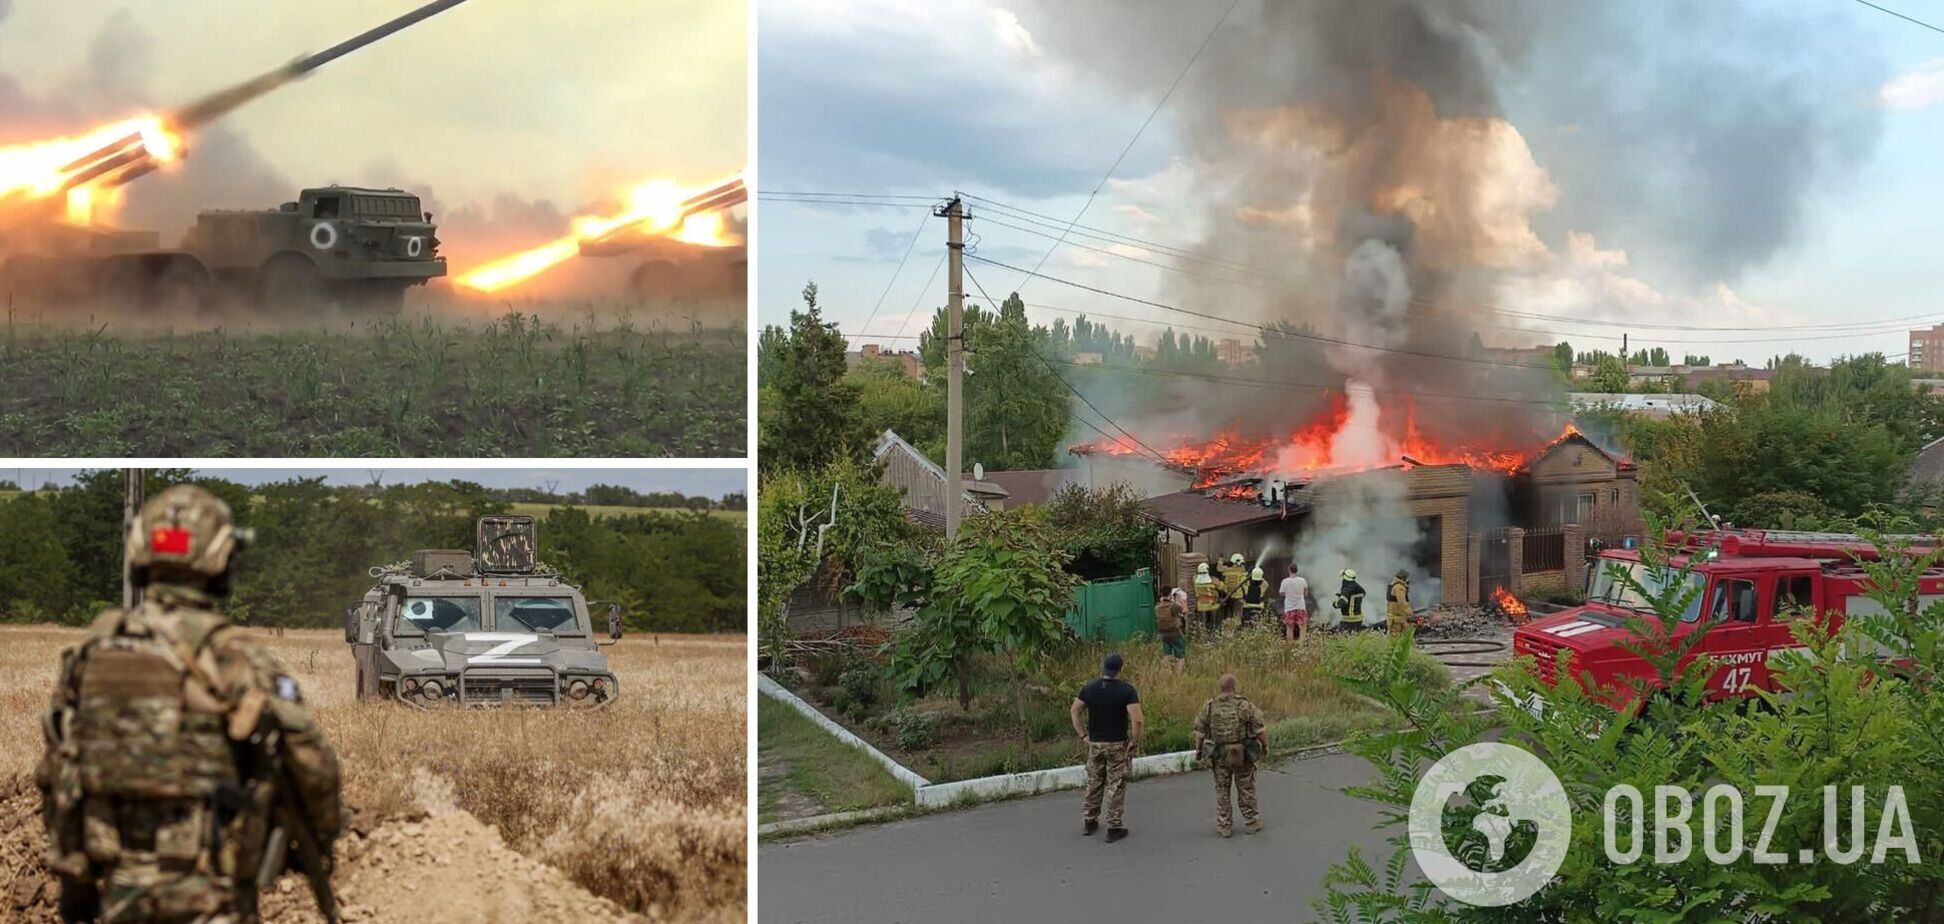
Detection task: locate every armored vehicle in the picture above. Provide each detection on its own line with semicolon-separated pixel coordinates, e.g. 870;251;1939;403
183;185;445;307
344;515;622;708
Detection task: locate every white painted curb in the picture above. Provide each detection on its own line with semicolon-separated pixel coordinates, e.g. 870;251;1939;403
761;674;1219;812
758;675;930;791
913;748;1200;808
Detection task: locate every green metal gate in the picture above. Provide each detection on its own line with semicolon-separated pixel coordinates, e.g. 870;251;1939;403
1065;570;1157;641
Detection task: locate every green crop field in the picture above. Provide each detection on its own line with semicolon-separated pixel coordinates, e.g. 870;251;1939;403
0;308;744;457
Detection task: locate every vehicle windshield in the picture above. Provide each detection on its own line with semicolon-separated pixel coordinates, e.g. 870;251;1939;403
395;596;484;633
494;596;580;634
1588;559;1706;622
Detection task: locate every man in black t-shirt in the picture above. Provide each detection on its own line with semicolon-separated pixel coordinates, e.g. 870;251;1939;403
1070;652;1144;841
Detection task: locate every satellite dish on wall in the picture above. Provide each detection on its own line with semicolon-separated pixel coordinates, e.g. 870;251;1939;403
972;462;985;481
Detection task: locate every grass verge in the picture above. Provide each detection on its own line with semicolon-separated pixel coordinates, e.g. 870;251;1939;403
758;694;912;825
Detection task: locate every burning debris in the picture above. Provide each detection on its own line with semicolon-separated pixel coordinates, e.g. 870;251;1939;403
455;174;745;293
1487;586;1529;623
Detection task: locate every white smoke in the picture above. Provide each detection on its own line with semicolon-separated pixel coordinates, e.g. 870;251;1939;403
1285;237;1432;624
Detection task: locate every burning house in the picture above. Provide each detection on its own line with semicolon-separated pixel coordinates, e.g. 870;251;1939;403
1084;425;1633;607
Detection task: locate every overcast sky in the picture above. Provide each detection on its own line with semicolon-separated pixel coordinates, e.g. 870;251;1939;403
4;467;745;498
757;0;1944;366
1;0;744;226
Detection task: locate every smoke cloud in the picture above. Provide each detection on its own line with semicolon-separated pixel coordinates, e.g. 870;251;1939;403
1013;0;1881;463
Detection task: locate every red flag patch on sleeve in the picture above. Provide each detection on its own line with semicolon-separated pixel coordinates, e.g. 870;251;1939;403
150;527;193;555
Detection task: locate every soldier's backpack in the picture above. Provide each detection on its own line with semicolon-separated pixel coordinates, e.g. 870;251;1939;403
1154;601;1182;636
1204;696;1253;770
40;606;245;879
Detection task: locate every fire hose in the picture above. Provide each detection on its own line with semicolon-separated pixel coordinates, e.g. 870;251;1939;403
1413;637;1510;668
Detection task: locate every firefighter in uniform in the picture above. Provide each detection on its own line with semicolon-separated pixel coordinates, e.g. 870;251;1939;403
1386;570;1413;635
1239;567;1270;629
37;486;344;924
1332;568;1368;630
1219;553;1249;626
1193;673;1267;837
1192;562;1224;635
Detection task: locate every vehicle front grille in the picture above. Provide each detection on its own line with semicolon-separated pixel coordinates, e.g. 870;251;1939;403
1516;633;1567;685
459;671;557;706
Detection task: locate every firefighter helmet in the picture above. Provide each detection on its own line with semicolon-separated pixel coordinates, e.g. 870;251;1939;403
1342;568;1357;580
1196;562;1211;575
1251;567;1264;580
126;485;242;578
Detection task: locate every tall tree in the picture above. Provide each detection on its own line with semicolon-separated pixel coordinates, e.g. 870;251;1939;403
919;292;1068;470
760;282;863;473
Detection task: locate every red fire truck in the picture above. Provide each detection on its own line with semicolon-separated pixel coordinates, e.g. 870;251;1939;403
1510;530;1940;713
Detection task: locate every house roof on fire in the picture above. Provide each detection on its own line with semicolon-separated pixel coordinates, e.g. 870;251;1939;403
1140;490;1303;536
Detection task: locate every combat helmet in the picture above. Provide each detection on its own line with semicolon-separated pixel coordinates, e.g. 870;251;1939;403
127;485;246;583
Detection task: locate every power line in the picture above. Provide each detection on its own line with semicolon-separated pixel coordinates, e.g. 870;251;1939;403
1852;0;1944;35
855;209;932;341
1017;0;1239;290
963;261;1170;463
965;187;1943;338
966;253;1564;372
887;248;949;347
757;190;943;201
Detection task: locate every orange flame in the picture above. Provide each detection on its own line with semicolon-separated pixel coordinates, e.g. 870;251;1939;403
1491;587;1529;622
1081;393;1566;489
456;175;743;293
0;115;181;224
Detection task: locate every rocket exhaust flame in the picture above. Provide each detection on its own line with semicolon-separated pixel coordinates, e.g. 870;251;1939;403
0;117;183;223
456;175;746;293
0;0;469;229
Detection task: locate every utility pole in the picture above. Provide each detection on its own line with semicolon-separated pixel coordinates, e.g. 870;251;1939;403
122;468;145;609
939;196;966;540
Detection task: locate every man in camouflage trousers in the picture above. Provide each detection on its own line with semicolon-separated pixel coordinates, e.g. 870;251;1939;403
1071;653;1143;842
1193;673;1267;838
37;485;344;923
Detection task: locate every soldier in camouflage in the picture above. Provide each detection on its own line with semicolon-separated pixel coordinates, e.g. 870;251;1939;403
36;485;344;923
1193;673;1267;838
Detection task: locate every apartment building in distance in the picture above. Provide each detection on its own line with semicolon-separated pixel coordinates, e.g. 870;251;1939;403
1911;324;1944;373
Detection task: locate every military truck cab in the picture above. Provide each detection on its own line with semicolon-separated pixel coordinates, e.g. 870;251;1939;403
183;185;444;309
346;516;620;708
1511;529;1939;714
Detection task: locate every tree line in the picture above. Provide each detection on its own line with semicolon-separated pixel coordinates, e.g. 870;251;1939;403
0;471;745;633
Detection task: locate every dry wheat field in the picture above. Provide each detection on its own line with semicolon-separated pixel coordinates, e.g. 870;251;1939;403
0;626;746;923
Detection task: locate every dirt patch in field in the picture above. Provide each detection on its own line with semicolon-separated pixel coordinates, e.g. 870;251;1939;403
1;774;649;924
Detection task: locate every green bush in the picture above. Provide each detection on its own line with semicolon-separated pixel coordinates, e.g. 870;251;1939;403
1319;631;1449;690
1317;531;1944;921
839;663;882;708
891;708;937;752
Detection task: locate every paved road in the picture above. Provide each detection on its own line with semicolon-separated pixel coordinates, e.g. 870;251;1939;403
759;752;1399;923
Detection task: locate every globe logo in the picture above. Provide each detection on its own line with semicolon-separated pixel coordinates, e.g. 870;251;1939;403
1408;742;1571;906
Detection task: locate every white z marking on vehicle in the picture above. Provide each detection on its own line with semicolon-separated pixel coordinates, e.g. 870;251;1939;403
464;633;542;666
